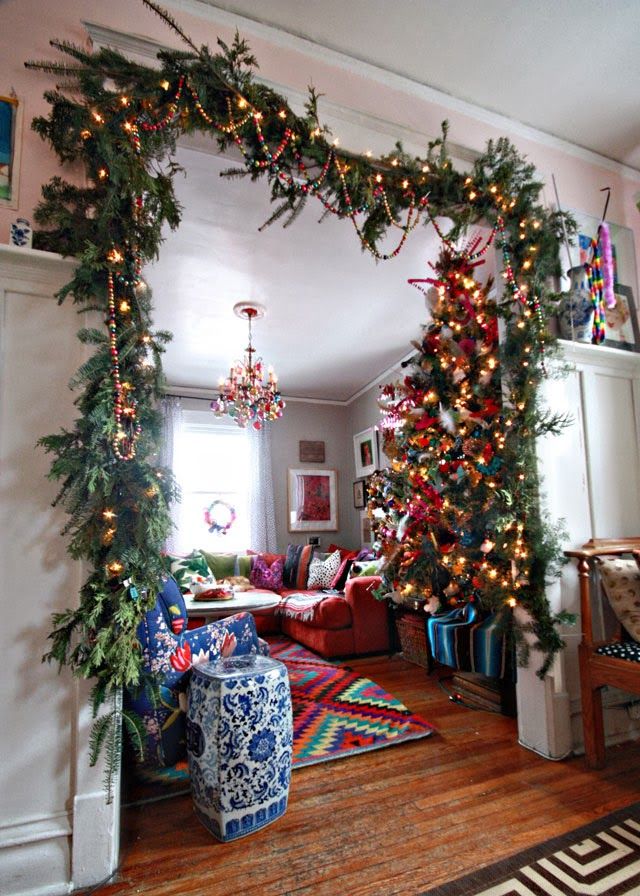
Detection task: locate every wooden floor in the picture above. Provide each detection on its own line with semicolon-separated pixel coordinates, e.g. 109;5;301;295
94;653;640;896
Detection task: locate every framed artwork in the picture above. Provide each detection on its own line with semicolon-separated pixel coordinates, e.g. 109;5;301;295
353;427;378;478
0;95;22;208
360;510;372;547
288;468;338;532
603;285;640;352
299;440;325;463
353;479;366;509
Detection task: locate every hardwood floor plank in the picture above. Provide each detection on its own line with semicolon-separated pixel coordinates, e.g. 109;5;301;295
88;653;640;896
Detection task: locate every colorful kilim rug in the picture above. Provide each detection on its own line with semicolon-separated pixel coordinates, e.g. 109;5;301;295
134;637;433;793
420;802;640;896
268;636;434;767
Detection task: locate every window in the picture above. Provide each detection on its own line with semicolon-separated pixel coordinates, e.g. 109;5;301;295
172;410;249;554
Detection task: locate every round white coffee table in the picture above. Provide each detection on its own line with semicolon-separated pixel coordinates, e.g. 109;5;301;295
184;590;280;620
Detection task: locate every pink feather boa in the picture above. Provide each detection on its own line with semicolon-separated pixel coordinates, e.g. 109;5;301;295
599;223;616;308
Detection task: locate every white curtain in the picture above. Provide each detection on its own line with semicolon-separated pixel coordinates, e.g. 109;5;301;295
160;395;182;552
248;424;277;552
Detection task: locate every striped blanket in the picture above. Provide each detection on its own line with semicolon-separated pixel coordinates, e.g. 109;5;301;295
276;592;329;621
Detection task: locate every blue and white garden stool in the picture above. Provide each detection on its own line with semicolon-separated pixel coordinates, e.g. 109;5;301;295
186;654;293;842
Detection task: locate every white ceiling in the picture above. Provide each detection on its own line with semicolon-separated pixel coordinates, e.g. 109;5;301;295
148;1;640;402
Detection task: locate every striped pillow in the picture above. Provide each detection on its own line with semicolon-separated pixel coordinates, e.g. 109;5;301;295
283;543;315;590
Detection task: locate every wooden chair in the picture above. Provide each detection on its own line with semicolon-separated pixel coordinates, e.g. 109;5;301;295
565;538;640;768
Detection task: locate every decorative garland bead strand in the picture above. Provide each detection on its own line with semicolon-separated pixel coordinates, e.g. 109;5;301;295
107;272;141;461
138;75;185;132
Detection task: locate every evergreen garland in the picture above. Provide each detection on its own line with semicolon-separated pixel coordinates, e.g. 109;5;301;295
26;1;575;777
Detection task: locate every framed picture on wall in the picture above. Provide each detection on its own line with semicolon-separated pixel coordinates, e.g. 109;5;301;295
288;468;338;532
360;510;372;547
353;427;378;478
353;479;366;509
299;440;325;463
0;94;22;208
603;285;640;352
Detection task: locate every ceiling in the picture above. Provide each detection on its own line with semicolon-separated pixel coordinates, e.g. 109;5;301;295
147;1;639;402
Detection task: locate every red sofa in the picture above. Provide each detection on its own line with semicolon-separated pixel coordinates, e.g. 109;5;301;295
177;549;390;659
256;575;390;658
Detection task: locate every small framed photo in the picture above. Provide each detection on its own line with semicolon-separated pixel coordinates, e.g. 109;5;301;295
353;479;366;509
299;440;325;463
0;94;22;209
353;427;378;478
288;468;338;532
603;285;640;352
360;510;372;547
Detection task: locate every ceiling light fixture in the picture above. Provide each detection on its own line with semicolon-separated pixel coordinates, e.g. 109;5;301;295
210;302;285;429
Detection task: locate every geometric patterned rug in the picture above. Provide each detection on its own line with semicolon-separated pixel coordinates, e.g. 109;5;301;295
420;802;640;896
134;636;433;794
268;636;434;767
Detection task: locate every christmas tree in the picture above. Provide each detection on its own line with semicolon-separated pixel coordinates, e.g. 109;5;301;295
370;240;565;668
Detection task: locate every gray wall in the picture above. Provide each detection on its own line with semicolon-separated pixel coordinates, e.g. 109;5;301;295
271;399;358;550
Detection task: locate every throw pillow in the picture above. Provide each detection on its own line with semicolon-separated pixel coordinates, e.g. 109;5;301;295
349;558;383;579
250;555;284;591
356;548;376;561
283;543;315;590
201;551;237;579
308;549;341;589
166;551;213;593
599;556;640;642
331;556;355;591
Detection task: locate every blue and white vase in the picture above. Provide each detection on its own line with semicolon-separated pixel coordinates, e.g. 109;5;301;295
10;218;33;248
187;654;293;842
558;265;594;343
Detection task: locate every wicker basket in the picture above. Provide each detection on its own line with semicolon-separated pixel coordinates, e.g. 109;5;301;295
396;610;430;668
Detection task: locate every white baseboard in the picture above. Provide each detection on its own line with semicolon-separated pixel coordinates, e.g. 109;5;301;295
0;815;72;896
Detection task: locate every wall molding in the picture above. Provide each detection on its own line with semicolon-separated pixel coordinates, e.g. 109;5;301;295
0;813;71;849
0;245;76;290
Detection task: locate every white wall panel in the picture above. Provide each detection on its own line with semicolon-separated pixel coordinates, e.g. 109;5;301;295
0;246;119;896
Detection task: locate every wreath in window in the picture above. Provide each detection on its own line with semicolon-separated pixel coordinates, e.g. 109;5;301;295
204;500;236;535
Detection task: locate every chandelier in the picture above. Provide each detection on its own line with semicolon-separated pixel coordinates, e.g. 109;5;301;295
210;303;285;429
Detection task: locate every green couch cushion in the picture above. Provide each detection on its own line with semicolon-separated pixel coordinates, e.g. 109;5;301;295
201;551;251;579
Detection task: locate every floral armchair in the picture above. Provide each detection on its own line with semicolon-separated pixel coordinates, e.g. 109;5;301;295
125;575;268;768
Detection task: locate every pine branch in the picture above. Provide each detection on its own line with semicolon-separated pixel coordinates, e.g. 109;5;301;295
141;0;198;53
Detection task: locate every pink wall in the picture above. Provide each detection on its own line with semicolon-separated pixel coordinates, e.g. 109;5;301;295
3;0;639;289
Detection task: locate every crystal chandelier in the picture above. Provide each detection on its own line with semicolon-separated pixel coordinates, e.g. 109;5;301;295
210;303;285;429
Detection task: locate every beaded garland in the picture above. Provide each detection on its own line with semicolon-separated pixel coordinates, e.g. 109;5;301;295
585;234;606;344
107;272;141;461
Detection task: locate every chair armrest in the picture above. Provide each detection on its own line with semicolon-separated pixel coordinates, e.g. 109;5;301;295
565;538;640;646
